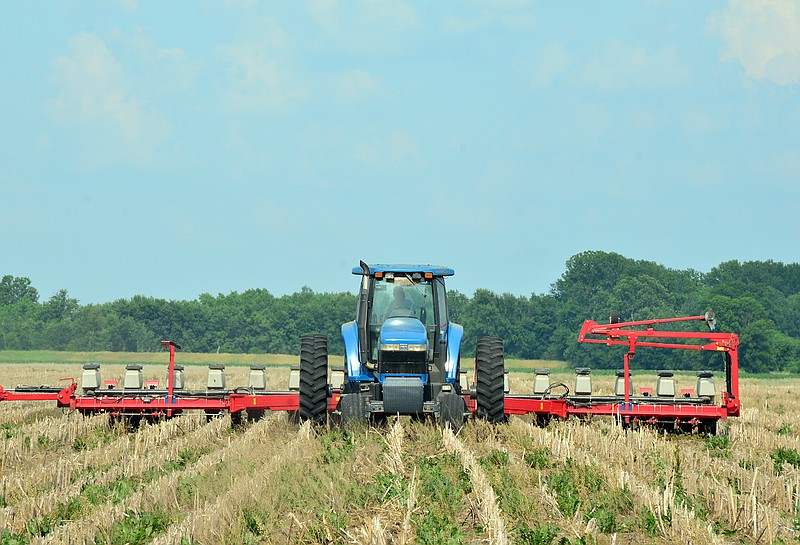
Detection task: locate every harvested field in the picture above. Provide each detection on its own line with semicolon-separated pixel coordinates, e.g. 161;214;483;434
1;362;799;544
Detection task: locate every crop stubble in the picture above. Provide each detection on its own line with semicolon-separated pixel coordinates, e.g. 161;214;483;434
1;364;799;544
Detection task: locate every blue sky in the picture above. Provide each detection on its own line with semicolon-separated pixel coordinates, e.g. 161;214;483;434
1;1;799;304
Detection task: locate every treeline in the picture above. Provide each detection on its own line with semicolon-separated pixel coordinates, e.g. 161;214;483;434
2;251;800;373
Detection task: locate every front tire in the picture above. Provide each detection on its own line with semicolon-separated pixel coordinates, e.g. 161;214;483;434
339;392;367;435
299;334;328;425
438;392;466;431
475;336;506;423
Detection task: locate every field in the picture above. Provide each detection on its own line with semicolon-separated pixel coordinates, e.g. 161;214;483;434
1;355;799;545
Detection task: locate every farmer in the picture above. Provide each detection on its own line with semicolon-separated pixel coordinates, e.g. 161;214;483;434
386;285;413;316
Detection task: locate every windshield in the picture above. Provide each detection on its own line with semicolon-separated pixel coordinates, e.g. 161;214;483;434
371;275;434;326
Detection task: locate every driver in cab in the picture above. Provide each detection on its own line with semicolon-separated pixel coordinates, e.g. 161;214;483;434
386;285;413;317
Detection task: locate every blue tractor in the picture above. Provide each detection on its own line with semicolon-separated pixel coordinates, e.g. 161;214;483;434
298;261;506;429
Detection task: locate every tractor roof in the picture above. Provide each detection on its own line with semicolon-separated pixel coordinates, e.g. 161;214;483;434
352;264;455;277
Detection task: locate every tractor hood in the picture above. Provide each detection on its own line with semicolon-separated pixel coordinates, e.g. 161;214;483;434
379;317;427;349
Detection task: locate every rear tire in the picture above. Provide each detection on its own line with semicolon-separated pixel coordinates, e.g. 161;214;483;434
371;412;388;428
299;334;328;425
535;414;551;427
475;336;506;423
438;392;466;431
246;409;265;422
125;414;143;430
699;418;718;436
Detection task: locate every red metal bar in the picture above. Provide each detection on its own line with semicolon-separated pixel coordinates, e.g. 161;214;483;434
161;340;180;417
623;352;631;410
503;396;568;418
565;402;728;419
0;387;61;402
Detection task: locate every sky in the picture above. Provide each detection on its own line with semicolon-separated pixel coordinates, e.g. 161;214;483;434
1;0;799;305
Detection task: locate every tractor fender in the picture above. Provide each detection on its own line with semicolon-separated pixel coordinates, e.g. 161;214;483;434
445;322;464;383
342;320;362;380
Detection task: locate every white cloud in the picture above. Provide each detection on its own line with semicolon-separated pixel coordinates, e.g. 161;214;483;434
680;110;721;134
110;0;138;11
307;0;418;30
305;0;419;55
530;39;690;91
530;42;573;86
46;32;171;168
333;69;383;101
124;27;198;94
771;149;800;185
442;3;536;34
442;14;485;34
354;129;420;167
710;0;800;85
217;20;308;115
676;160;726;191
385;130;419;163
581;39;690;91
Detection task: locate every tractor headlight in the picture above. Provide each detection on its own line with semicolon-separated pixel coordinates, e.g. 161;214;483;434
381;343;427;352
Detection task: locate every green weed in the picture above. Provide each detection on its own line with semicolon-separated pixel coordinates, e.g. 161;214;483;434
414;511;465;545
97;508;170;545
494;468;535;520
349;470;407;508
36;434;56;450
1;423;20;439
776;423;792;436
24;497;83;538
81;476;137;505
546;460;632;532
241;508;267;536
639;507;659;536
524;447;551;470
712;521;738;537
547;466;580;517
1;530;26;545
672;449;708;518
771;447;800;473
556;535;596;545
479;448;509;468
703;435;731;457
584;486;634;533
164;446;210;472
176;474;201;507
416;454;472;505
516;522;559;545
409;453;471;543
319;430;356;464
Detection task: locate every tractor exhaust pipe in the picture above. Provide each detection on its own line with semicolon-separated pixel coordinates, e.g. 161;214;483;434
357;260;371;365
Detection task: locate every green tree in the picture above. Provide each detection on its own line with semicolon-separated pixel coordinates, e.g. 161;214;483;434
39;289;79;322
0;275;39;305
740;319;775;373
771;331;800;372
0;298;39;349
